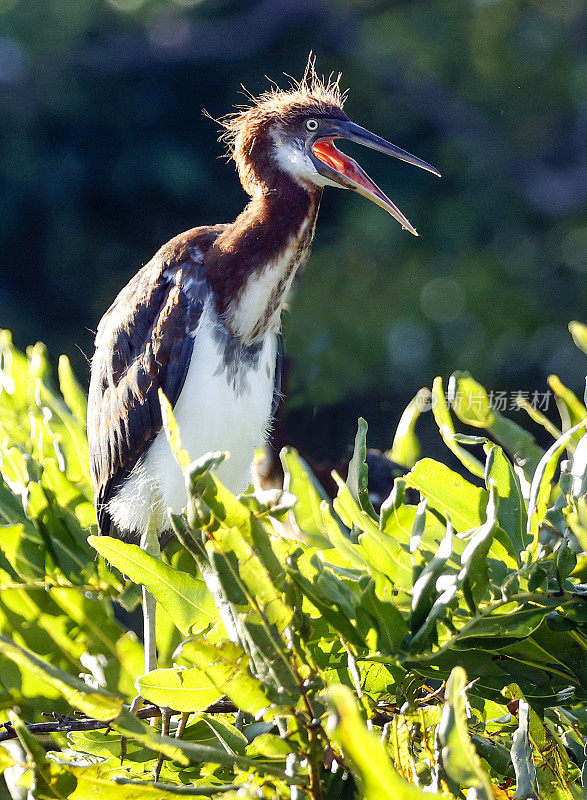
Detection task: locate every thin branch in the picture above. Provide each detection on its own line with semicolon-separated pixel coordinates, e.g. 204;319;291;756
0;699;238;743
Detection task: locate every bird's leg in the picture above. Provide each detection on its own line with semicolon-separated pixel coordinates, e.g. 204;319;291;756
140;511;161;678
121;513;162;765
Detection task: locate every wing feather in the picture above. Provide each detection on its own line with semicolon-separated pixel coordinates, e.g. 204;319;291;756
87;226;224;537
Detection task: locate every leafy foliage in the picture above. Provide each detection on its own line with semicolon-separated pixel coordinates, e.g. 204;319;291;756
0;327;585;799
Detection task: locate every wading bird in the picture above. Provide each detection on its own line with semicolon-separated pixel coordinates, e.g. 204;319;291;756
87;66;440;679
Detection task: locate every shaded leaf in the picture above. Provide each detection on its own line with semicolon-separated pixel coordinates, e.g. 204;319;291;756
438;666;493;800
327;684;444;800
0;635;123;720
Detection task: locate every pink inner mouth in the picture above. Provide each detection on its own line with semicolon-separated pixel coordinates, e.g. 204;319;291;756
312;138;375;193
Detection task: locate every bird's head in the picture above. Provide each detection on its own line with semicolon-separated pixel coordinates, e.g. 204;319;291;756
219;63;440;235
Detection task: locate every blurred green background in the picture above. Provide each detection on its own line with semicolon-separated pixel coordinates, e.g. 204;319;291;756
0;0;584;461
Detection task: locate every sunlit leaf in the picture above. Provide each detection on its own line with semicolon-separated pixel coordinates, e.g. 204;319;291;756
89;535;218;635
137;666;222;712
404;458;488;532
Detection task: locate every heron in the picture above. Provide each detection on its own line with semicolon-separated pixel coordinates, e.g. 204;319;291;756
87;65;440;688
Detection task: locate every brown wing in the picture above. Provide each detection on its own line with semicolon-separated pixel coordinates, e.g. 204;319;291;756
87;225;225;537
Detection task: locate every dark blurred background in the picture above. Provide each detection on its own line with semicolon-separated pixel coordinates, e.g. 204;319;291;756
0;0;585;463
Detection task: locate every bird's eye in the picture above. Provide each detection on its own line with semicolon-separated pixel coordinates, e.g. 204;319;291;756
305;119;319;131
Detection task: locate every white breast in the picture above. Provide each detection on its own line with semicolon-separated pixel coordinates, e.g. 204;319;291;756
107;302;277;535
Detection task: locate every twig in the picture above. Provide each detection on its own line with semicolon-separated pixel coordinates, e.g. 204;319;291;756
0;699;238;743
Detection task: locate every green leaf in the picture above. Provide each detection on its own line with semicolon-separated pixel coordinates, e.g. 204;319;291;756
358;579;408;653
159;389;191;470
137;667;222;712
327;684;444;800
9;709;71;799
180;640;280;719
0;742;15;776
548;374;587;433
410;520;453;632
449;371;544;479
438;666;493;800
404;458;488;533
113;708;293;781
0;636;123;720
195;713;248;756
432;377;485;477
510;700;539;800
389;389;428;468
485;443;527;560
569;320;587;354
89;535;217;636
281;446;330;538
347;417;377;519
459;484;499;612
246;732;293;757
57;354;87;424
527;419;587;556
447;371;494;427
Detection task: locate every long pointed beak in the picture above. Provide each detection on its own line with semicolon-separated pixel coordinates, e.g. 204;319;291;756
311;119;440;236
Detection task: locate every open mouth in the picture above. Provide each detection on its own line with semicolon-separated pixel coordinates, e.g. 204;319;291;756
312;137;422;236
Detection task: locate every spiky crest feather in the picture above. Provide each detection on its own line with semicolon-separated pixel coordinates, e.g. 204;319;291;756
216;55;347;159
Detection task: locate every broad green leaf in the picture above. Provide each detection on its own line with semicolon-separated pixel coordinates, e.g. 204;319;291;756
67;728;150;761
448;371;495;427
246;732;293;757
137;666;222;711
358;579;408;653
180;640;280;719
0;521;47;582
30;761;228;799
527;419;587;556
281;446;329;538
459;484;498;612
449;371;544;479
114;707;293;781
438;666;493;800
89;535;217;635
333;473;381;536
327;684;444;800
322;502;367;569
288;561;364;647
453;604;547;645
211;525;293;632
346;418;377;519
195;713;248;756
404;458;488;533
432;377;484;477
485;443;527;559
0;636;123;720
471;735;514;779
389;388;428;468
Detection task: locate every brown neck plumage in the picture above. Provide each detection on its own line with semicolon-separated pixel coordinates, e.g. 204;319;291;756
205;174;322;342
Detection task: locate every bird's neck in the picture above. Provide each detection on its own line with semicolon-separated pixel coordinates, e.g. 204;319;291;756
206;180;321;344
